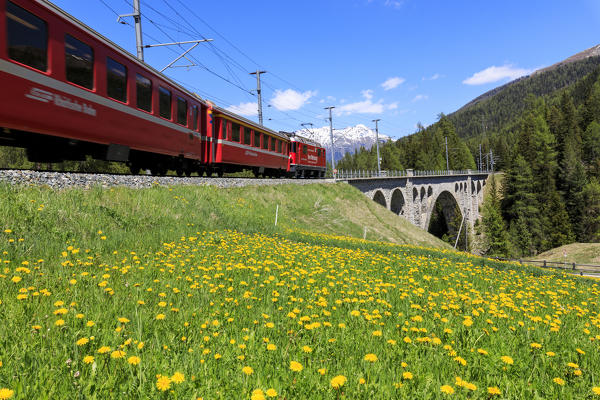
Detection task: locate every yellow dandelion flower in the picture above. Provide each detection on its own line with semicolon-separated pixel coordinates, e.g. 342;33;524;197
156;375;171;391
76;338;89;346
488;387;501;395
440;385;455;394
266;343;276;351
553;377;565;386
171;371;185;384
302;345;312;353
83;355;94;364
546;351;556;357
0;388;14;399
402;372;413;380
364;353;378;362
330;375;347;389
265;388;277;397
592;386;600;395
242;366;254;375
110;350;126;359
530;342;542;349
97;346;111;354
500;355;513;365
155;314;166;320
318;368;326;375
127;356;141;365
289;361;303;372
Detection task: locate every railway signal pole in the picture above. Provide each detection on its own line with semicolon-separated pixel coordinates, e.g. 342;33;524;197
372;119;381;175
250;70;267;125
324;107;335;177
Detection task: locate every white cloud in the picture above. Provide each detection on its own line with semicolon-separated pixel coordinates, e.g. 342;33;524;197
381;77;405;91
361;89;374;100
270;89;316;111
463;64;533;85
384;0;404;8
335;90;397;116
422;73;441;81
227;102;257;116
412;94;428;102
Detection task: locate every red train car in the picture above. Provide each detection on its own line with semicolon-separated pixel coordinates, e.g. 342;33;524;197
0;0;324;178
286;132;326;178
209;109;290;177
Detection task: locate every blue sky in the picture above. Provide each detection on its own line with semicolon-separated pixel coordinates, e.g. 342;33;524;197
49;0;600;139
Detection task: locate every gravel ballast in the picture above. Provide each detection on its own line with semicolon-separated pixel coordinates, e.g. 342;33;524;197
0;169;335;190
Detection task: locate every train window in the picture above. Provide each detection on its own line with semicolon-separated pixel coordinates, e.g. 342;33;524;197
192;105;198;130
317;149;321;157
221;120;228;139
159;87;171;119
177;97;187;125
106;57;127;102
136;74;152;112
232;123;240;142
244;127;251;145
254;131;260;148
6;2;48;71
276;140;281;153
269;137;274;151
291;142;296;153
302;145;307;155
65;34;94;89
261;135;268;149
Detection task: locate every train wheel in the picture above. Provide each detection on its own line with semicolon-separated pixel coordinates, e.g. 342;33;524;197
176;168;184;177
217;169;224;178
185;169;193;177
253;168;259;178
206;167;213;177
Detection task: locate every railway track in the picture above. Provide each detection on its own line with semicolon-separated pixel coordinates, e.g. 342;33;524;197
0;169;334;190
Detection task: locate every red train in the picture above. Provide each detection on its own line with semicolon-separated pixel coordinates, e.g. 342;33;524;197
0;0;326;178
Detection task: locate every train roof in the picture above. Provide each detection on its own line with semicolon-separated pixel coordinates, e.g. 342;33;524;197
36;0;283;139
281;132;324;148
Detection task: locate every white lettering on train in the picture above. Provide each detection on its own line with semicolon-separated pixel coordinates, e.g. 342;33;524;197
26;87;97;116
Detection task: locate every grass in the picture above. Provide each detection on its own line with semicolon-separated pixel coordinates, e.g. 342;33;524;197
1;182;600;399
535;243;600;265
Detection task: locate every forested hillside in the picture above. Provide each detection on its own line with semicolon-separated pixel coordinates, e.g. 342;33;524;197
450;56;600;139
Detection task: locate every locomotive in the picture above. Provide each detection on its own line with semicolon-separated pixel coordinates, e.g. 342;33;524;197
0;0;327;178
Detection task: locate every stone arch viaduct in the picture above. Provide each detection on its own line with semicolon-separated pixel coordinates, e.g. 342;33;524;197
341;170;490;231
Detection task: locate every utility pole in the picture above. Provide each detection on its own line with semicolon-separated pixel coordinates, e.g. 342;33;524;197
325;107;336;177
118;0;144;61
479;144;482;171
250;70;267;125
118;1;211;67
490;149;494;172
372;119;381;175
445;136;449;172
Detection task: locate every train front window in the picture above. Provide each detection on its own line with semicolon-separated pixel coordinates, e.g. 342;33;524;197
65;34;94;89
136;74;152;112
6;1;47;71
106;57;127;102
177;97;187;125
159;87;171;119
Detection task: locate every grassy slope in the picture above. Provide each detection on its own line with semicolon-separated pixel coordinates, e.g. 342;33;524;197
0;182;449;265
535;243;600;265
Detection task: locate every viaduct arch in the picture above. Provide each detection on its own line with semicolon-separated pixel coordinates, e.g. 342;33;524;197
345;170;488;233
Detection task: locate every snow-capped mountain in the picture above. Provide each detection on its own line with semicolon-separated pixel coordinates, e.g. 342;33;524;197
295;124;390;161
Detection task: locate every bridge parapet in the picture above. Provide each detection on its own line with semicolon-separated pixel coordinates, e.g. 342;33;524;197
335;169;491;180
